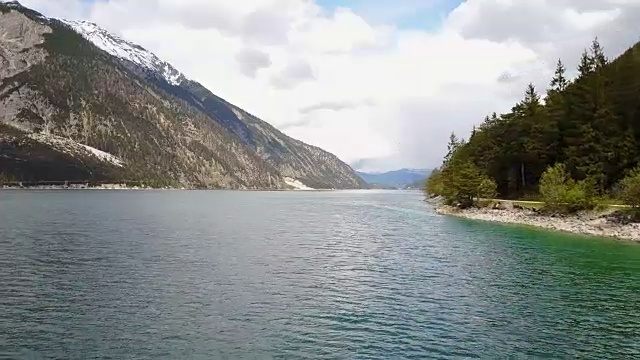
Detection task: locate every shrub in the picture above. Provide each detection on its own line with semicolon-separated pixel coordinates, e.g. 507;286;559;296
539;163;596;213
0;173;16;186
564;180;596;212
478;178;498;200
424;145;498;208
437;162;497;208
539;163;571;210
425;169;444;198
616;166;640;208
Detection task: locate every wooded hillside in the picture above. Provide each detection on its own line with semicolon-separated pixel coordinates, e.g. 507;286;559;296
428;38;640;203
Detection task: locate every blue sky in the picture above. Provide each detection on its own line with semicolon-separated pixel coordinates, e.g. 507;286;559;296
316;0;464;30
78;0;465;31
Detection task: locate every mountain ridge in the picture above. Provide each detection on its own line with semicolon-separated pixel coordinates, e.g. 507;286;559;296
60;19;186;86
0;2;367;189
356;168;431;188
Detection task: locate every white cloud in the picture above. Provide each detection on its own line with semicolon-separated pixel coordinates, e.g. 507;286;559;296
236;48;272;78
20;0;87;19
289;7;394;54
270;58;316;88
299;98;376;114
18;0;640;171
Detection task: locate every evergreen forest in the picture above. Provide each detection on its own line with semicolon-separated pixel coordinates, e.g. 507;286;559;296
426;38;640;211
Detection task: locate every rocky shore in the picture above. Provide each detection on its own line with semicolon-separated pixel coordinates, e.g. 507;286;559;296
435;204;640;241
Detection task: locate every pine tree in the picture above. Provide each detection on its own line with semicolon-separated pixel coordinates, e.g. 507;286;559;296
517;83;547;191
578;49;595;78
591;37;608;70
546;59;570;167
443;132;460;166
550;59;569;93
564;50;599;180
523;83;541;112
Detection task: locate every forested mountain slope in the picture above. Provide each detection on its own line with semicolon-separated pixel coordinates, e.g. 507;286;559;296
0;2;366;189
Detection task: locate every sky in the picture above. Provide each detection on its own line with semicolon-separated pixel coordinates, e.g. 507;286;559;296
18;0;640;172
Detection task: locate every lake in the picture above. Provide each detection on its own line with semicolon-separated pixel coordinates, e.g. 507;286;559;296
2;190;640;359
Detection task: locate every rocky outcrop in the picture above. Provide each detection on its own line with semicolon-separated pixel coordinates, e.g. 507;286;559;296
0;7;50;79
0;123;125;182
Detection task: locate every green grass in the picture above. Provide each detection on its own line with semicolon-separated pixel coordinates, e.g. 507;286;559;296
482;197;629;212
597;197;628;207
513;200;545;210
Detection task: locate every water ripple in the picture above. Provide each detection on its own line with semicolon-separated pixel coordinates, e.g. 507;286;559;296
2;190;640;359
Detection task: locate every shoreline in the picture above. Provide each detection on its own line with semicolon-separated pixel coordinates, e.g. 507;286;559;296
434;205;640;242
0;185;353;191
0;184;167;191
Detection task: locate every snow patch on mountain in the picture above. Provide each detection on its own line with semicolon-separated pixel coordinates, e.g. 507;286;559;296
284;177;315;191
60;19;184;86
79;144;124;167
28;132;124;167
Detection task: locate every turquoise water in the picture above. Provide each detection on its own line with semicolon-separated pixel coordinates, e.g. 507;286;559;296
2;190;640;359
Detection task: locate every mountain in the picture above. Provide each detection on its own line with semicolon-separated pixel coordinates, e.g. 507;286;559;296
356;168;431;189
0;2;367;189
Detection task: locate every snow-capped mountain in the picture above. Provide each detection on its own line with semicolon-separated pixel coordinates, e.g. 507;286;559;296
60;19;184;86
0;1;367;189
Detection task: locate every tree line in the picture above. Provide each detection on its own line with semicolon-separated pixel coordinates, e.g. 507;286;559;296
426;38;640;212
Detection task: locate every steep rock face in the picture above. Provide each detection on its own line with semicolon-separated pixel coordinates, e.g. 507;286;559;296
0;5;284;189
172;81;369;189
0;6;50;79
0;3;366;189
61;16;365;189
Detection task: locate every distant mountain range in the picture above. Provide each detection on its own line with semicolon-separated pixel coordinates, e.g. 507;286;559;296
356;168;431;189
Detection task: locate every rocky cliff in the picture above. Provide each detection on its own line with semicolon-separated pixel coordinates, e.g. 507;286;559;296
0;2;366;189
